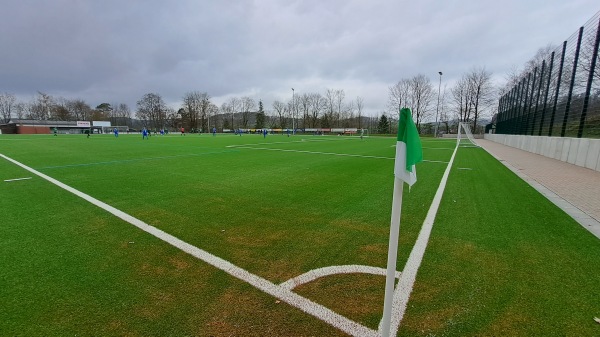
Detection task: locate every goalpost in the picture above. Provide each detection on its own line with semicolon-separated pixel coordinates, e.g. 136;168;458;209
457;122;479;147
102;126;128;134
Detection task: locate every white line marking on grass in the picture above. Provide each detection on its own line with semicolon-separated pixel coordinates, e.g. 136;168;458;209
421;147;455;150
226;138;340;148
233;146;450;164
384;139;460;337
281;265;401;290
36;151;237;170
4;177;32;182
231;146;394;160
0;152;377;337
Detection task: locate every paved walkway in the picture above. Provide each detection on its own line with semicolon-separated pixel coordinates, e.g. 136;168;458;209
477;139;600;239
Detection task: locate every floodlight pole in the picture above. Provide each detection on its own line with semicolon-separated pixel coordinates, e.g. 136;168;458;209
292;88;295;135
434;71;442;137
205;98;210;132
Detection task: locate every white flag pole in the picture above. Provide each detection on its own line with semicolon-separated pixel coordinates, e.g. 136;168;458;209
380;177;404;337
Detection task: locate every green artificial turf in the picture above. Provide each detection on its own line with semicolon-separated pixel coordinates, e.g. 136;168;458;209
1;133;598;336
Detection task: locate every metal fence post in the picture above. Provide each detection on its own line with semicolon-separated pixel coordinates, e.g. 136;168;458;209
549;41;568;137
539;52;555;136
561;27;584;137
578;17;600;138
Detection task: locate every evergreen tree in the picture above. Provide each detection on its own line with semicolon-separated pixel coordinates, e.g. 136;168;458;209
378;114;390;134
255;100;265;128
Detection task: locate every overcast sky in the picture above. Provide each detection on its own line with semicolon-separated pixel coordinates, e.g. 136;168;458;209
1;0;598;117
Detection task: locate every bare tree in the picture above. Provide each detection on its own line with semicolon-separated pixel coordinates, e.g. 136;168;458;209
272;100;287;128
68;99;92;121
500;45;556;96
452;67;495;131
388;79;411;113
308;93;324;128
355;96;364;129
388;75;434;130
343;101;355;128
323;89;340;128
51;97;72;121
299;93;310;129
334;89;345;127
15;102;26;120
451;76;473;124
0;92;16;123
136;93;167;130
227;97;240;129
467;67;496;130
240;96;255;128
182;91;209;131
409;74;435;130
27;92;54;120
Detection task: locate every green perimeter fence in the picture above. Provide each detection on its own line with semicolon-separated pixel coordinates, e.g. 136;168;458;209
496;11;600;138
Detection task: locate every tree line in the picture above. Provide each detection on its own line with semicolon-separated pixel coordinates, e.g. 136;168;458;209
385;66;496;135
0;67;498;134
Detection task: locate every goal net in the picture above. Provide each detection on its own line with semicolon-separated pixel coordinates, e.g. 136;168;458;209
102;126;128;134
458;122;479;147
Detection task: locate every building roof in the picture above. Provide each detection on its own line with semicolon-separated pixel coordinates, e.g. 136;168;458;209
8;119;79;126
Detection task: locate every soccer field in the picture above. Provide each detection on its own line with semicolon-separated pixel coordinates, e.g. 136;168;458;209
1;133;599;336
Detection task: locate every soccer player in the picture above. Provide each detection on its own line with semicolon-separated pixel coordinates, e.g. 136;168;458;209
53;127;58;136
142;127;149;140
114;127;119;138
212;127;217;136
181;127;185;136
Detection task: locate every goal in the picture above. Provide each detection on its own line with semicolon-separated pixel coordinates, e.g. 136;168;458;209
102;126;128;134
457;122;479;147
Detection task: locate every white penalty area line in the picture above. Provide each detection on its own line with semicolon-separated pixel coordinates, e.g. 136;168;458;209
230;146;394;160
226;138;342;148
0;152;377;337
228;146;450;164
4;177;32;182
383;138;460;336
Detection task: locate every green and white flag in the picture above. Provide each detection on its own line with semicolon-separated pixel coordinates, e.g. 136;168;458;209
394;108;423;186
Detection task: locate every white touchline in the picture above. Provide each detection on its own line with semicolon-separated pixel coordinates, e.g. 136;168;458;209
384;139;460;336
0;153;376;337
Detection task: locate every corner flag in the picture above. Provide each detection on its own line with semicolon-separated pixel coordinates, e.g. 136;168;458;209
380;107;422;337
394;108;422;186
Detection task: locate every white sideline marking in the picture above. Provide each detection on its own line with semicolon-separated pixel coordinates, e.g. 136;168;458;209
227;138;338;148
231;146;394;160
0;153;377;337
281;265;401;290
383;139;460;336
4;177;32;182
233;146;449;164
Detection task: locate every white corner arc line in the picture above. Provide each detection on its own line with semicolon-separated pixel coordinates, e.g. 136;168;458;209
0;153;377;337
281;265;402;290
384;140;460;336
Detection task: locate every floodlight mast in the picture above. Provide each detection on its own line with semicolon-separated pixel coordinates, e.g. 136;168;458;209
292;88;295;135
434;71;442;137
